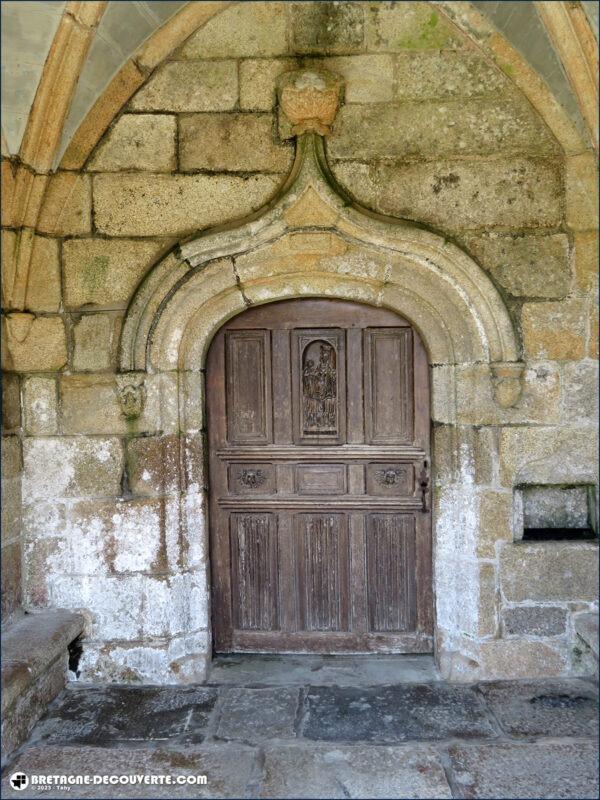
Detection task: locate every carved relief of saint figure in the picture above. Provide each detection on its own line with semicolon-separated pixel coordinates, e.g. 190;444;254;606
302;341;337;432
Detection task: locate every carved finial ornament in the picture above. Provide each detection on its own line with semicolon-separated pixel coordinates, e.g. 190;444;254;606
278;69;343;136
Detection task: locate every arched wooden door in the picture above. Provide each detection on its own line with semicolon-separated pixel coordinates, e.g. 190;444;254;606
206;299;432;653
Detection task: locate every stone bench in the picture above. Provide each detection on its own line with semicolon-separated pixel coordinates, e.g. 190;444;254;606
1;609;85;764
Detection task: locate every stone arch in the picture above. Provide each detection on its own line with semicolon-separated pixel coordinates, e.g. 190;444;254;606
120;134;521;389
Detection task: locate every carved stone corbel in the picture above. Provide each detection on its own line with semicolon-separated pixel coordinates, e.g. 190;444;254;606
278;69;343;136
490;362;525;408
116;373;146;419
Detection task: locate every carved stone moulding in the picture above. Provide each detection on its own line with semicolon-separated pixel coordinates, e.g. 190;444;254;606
278;69;343;136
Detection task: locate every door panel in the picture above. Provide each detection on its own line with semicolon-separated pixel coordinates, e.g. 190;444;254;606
207;299;432;654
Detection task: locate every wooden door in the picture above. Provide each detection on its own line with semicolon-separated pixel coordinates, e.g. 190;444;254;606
207;299;432;654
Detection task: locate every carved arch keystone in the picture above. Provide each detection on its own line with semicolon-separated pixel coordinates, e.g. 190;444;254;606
119;69;523;409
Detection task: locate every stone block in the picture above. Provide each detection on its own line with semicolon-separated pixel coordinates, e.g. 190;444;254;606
2;373;21;431
2;314;67;372
478;490;513;558
499;425;598;486
499;542;598;602
329;98;557;160
455;362;561;426
22;534;70;607
310;55;394;103
479;678;598;737
88;114;177;172
561;360;598;424
365;2;464;51
1;655;66;762
290;2;365;54
60;60;146;170
141;571;207;637
566;152;599;231
60;375;128;435
332;159;561;231
448;741;598;799
462;232;571;299
1;540;22;618
22;436;124;502
261;744;453;799
182;432;206;490
30;684;218;746
129;61;238;112
573;230;599;292
93;173;281;237
23;375;58;435
217;688;299;742
302;684;496;742
127;434;180;497
2;230;18;309
22;502;67;543
395;51;509;99
179;114;293;173
25;235;61;312
72;314;116;372
177;2;288;58
521;299;587;360
501;606;567;637
63;238;166;309
445;638;569;681
2;743;258;798
48;574;144;640
36;172;91;235
239;58;296;111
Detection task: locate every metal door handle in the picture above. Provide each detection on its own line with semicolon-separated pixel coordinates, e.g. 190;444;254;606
418;459;430;513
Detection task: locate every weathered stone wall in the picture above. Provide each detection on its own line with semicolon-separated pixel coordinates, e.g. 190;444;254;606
2;1;597;683
1;373;22;622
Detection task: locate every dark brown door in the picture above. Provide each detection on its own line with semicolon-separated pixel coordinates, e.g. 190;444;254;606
207;299;432;654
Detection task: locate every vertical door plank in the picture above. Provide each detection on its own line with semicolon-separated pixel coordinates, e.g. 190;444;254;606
346;328;364;443
272;329;293;444
349;513;367;633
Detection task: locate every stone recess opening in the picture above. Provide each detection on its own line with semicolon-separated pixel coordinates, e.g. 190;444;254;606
517;484;598;541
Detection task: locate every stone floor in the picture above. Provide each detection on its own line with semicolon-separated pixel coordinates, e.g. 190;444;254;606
2;655;598;799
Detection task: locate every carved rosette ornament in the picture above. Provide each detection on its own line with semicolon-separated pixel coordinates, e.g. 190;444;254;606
491;362;525;408
278;69;343;136
116;374;146;419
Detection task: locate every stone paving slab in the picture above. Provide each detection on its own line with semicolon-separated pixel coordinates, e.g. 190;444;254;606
448;740;600;799
28;685;217;746
301;683;498;743
478;678;599;738
258;743;453;799
1;744;260;799
208;654;439;686
216;688;299;742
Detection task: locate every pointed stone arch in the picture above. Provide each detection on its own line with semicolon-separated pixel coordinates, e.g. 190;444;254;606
120;132;522;410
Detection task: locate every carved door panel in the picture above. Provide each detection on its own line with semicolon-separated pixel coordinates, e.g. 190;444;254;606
207;299;432;654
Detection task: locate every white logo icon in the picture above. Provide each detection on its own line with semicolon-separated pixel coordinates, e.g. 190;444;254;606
10;773;29;791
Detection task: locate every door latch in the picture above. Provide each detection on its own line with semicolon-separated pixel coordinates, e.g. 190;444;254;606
418;459;430;513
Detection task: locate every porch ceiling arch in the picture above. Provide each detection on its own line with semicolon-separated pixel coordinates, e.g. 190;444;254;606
120;131;520;383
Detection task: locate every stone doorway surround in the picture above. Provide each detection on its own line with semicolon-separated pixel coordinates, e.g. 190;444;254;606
111;69;551;684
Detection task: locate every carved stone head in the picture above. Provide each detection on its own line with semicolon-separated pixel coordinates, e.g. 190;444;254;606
278;69;343;136
491;362;525;408
116;374;146;419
